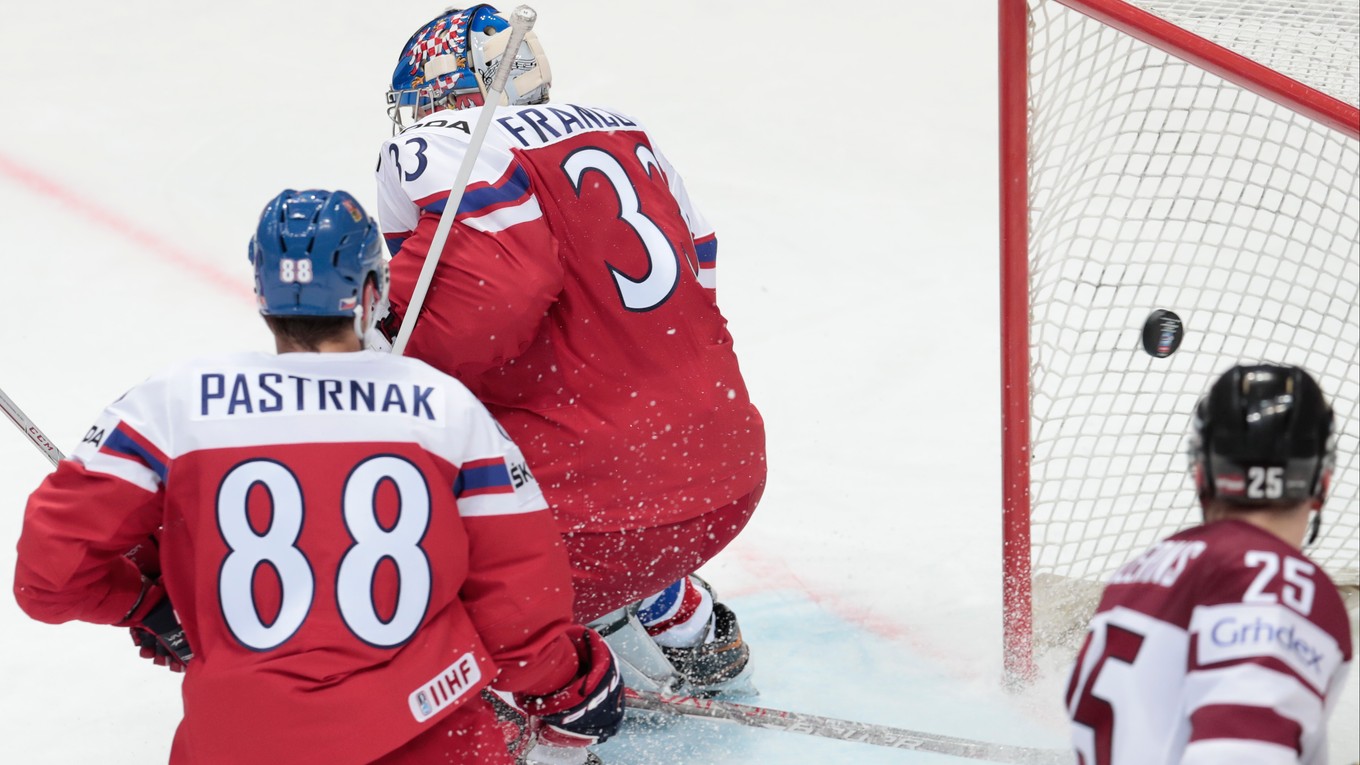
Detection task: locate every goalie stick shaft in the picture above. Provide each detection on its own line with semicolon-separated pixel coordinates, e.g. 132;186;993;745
0;386;63;466
391;5;538;357
624;689;1072;764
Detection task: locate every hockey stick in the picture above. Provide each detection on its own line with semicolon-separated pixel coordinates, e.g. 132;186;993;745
0;386;63;466
391;5;537;356
624;689;1072;764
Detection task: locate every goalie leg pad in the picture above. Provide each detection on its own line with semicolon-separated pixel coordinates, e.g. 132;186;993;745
587;607;677;693
661;601;752;692
590;577;755;697
636;576;714;648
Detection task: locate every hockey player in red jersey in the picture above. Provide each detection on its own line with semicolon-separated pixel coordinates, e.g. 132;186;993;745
374;6;766;700
1065;363;1352;764
12;190;622;765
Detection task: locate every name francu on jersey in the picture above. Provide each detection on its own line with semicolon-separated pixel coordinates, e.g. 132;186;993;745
403;104;639;149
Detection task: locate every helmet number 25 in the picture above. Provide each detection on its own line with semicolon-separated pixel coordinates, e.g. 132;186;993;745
1246;466;1284;499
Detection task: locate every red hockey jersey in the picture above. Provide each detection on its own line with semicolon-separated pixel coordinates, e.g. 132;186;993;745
1065;519;1353;764
375;103;766;533
14;350;579;764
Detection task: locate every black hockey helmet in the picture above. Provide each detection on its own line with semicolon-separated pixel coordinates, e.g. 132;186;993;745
1190;363;1335;506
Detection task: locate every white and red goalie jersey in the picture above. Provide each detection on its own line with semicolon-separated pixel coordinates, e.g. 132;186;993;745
375;103;765;534
1065;519;1353;764
14;350;581;764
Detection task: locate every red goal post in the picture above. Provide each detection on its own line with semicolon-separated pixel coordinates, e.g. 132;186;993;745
999;0;1359;682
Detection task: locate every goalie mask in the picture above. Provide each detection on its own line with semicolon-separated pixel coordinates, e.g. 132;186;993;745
249;189;389;327
1189;363;1335;509
386;5;551;131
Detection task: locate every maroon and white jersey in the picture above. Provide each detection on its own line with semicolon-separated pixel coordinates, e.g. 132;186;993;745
1065;519;1352;765
375;103;765;533
14;350;581;764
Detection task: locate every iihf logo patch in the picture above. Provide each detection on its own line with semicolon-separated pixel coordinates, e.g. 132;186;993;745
409;652;482;723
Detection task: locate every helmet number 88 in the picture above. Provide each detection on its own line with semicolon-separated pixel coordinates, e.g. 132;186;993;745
279;258;314;284
1246;466;1284;499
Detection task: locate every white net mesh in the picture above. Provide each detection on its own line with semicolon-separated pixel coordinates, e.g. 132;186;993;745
1130;0;1359;105
1024;0;1360;601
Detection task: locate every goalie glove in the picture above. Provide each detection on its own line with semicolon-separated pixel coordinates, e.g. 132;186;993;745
516;626;624;748
129;593;193;673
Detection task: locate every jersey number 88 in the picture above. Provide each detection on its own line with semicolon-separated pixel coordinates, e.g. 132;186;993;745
216;455;432;651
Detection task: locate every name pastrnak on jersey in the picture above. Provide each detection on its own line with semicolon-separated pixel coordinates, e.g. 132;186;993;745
14;350;569;764
375;103;765;533
1065;519;1352;765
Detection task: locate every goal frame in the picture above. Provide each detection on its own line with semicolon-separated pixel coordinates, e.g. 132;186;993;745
998;0;1360;682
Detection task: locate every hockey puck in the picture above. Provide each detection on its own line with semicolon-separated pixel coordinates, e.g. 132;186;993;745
1141;309;1184;358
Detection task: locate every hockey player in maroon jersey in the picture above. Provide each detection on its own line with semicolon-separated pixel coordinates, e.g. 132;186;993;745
1065;363;1352;764
12;190;622;765
374;5;766;701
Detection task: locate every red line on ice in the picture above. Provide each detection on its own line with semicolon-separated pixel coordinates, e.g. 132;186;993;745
726;545;924;646
0;152;249;300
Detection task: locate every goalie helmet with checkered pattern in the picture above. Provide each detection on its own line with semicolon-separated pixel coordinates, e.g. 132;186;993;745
386;5;551;131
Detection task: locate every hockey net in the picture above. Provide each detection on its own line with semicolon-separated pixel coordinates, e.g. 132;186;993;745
999;0;1360;680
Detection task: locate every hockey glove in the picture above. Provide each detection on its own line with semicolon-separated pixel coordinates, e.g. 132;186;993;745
130;595;193;673
516;626;624;748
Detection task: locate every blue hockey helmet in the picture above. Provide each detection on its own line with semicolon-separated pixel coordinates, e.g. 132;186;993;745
1189;363;1336;506
386;5;551;130
249;189;388;318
